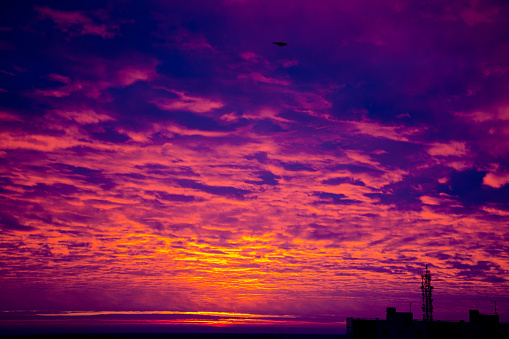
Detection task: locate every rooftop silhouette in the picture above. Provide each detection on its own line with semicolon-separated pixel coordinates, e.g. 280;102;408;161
347;266;507;338
347;307;508;339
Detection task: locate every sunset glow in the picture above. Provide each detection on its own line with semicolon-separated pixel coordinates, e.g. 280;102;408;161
1;0;508;334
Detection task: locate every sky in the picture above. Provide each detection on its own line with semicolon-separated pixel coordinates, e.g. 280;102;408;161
1;0;509;334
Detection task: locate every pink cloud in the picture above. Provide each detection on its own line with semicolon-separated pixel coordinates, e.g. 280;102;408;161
34;58;158;98
220;112;240;122
428;141;468;157
180;36;212;50
49;109;114;124
500;107;509;120
460;6;500;26
420;195;441;205
34;88;77;98
0;111;21;121
35;6;118;39
117;67;157;87
483;172;509;189
281;59;299;68
345;120;418;142
454;111;495;122
446;161;473;171
240;52;259;61
238;72;291;86
419;0;507;28
293;91;332;112
47;73;70;84
0;132;83;151
165;28;214;51
152;91;224;113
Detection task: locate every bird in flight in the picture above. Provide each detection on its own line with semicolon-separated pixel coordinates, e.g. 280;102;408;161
273;42;287;46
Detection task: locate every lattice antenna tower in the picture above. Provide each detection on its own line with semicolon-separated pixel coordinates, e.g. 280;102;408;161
421;264;434;321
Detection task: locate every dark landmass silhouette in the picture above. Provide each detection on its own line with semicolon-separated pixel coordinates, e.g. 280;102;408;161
347;307;509;339
0;333;346;339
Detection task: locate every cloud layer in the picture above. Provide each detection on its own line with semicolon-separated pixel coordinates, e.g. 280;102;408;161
0;0;508;328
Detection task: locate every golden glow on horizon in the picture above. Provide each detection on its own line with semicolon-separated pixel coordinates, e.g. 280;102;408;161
25;310;347;329
37;310;297;319
1;0;509;322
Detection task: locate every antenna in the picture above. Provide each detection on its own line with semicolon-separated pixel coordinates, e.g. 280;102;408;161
495;301;497;315
421;264;434;321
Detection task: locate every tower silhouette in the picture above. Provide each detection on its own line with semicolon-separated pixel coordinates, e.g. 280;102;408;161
421;264;434;321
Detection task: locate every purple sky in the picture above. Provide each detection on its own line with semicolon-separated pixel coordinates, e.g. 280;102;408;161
1;0;509;333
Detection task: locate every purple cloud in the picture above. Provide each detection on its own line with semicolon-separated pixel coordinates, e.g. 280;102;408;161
175;179;253;200
0;0;508;328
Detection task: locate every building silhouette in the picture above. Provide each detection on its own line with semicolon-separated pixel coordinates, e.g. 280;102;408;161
347;307;509;338
346;266;508;338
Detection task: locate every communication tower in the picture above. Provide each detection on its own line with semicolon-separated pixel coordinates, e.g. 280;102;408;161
421;264;434;321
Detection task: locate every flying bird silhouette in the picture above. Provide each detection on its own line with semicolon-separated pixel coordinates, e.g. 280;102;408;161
273;42;287;46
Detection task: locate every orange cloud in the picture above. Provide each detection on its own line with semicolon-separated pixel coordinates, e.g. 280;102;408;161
483;172;509;188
